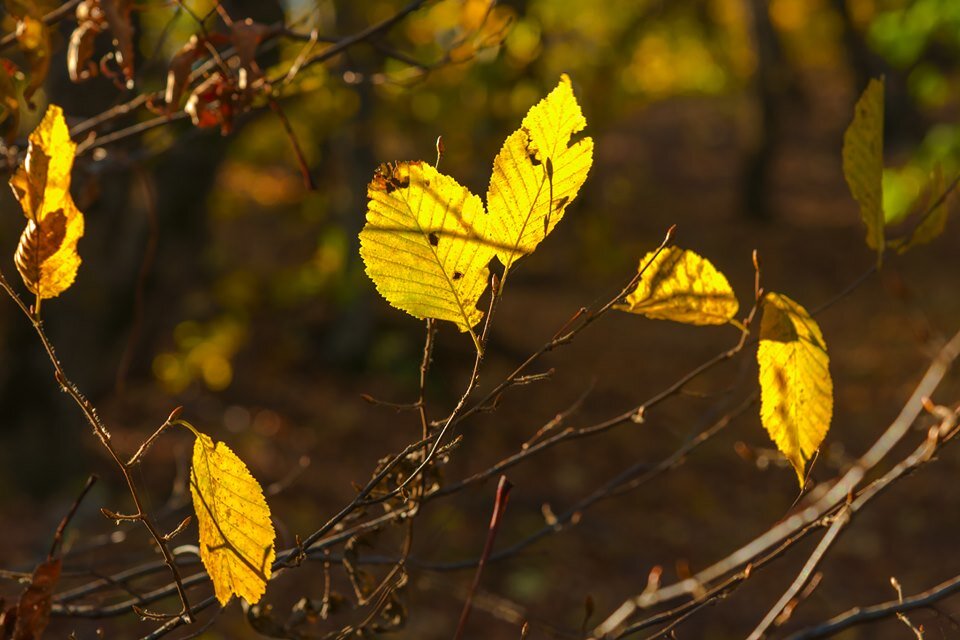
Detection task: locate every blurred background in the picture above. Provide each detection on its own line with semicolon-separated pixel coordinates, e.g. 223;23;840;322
1;0;959;637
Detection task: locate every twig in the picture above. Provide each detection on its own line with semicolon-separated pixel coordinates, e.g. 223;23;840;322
747;506;851;639
454;475;513;640
49;475;98;559
785;573;960;639
593;328;960;637
0;0;83;49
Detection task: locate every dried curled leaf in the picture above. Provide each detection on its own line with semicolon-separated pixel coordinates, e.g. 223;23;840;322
100;0;134;82
486;74;593;273
190;431;276;606
9;105;85;300
67;13;102;82
165;35;203;110
843;77;885;263
359;161;494;336
616;247;739;325
758;293;833;486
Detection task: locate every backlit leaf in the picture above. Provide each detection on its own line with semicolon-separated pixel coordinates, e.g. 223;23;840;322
757;293;833;486
9;104;85;301
190;432;275;606
615;247;739;325
486;74;593;273
842;77;885;263
891;165;952;254
359;161;494;336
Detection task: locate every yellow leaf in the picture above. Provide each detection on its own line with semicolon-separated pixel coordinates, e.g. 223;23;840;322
487;74;594;273
9;104;84;301
842;77;885;263
190;432;276;606
359;161;494;337
615;247;739;325
757;293;833;486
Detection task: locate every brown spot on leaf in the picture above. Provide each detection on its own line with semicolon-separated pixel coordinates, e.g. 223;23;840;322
452;271;463;280
428;232;440;246
373;162;411;194
15;209;67;293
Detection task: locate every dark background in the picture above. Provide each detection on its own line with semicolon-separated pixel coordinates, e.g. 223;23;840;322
1;0;959;638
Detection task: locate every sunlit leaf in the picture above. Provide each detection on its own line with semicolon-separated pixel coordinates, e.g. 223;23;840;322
486;74;593;273
842;77;885;263
359;161;494;337
190;431;276;606
757;292;833;486
615;247;739;325
9;105;85;301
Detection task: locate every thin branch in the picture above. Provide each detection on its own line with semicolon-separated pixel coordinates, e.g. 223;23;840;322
455;475;513;640
786;573;960;639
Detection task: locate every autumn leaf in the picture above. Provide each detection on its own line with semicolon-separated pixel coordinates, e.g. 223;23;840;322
757;292;833;486
889;165;953;254
8;557;61;640
67;18;101;83
615;247;739;326
190;431;276;606
359;161;494;342
9;104;85;302
100;0;135;83
843;77;885;264
486;74;593;273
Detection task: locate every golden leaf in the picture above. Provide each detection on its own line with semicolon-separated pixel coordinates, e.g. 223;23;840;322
757;293;833;486
615;247;739;325
9;104;85;301
359;161;494;339
486;74;593;273
842;77;885;263
190;432;276;606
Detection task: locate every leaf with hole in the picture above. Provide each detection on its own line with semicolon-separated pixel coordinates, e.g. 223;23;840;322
486;74;593;273
190;431;276;606
757;292;833;486
615;247;739;326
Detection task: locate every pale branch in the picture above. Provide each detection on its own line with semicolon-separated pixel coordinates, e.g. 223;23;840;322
592;328;960;637
786;573;960;639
